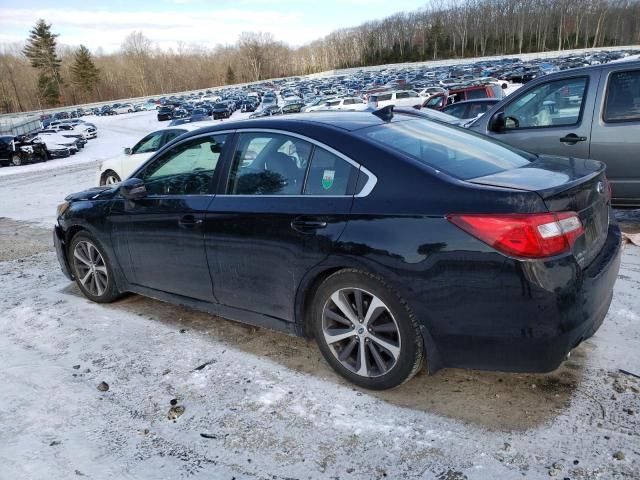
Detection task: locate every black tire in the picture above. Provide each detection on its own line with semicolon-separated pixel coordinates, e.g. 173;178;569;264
311;269;424;390
68;231;121;303
100;170;121;185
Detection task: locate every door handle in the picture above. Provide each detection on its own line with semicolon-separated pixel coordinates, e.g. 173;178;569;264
179;214;203;227
291;218;328;233
559;134;587;144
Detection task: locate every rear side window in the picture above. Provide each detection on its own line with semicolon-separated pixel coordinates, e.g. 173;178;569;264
604;70;640;122
396;92;409;99
372;94;392;102
359;120;531;180
304;148;357;196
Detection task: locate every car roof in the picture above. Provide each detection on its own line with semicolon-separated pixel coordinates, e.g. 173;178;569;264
446;99;500;105
193;111;417;134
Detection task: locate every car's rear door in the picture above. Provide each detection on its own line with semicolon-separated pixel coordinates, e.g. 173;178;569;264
108;132;231;301
589;65;640;203
204;130;361;322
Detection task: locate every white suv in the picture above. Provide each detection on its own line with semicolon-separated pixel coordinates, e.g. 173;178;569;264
367;90;422;109
306;97;367;111
112;104;135;114
96;123;216;185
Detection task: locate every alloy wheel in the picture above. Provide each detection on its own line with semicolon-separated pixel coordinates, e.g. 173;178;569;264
104;174;120;185
322;288;401;378
73;241;109;297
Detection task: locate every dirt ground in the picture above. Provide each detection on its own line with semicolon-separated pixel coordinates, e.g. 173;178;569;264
1;214;639;479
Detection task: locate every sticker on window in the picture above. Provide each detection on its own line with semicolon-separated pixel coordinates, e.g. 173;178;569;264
322;170;335;190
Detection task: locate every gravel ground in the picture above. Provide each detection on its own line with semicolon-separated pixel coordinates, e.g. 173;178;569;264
0;112;639;479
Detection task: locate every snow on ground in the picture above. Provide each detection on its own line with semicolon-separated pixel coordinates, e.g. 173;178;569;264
0;111;639;479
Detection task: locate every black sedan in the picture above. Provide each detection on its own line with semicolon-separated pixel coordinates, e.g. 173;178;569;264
53;110;621;390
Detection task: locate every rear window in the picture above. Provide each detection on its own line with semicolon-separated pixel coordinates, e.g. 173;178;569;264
465;88;489;100
358;119;532;180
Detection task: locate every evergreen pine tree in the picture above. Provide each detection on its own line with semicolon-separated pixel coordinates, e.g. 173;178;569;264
71;45;100;95
23;19;62;106
225;65;236;85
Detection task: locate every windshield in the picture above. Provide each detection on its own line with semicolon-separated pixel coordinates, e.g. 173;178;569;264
358;119;534;180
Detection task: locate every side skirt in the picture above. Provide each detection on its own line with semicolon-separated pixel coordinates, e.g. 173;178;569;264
127;284;303;337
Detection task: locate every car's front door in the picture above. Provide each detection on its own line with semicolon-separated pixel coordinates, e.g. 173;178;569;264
590;67;640;202
204;131;361;322
481;73;598;158
109;132;230;301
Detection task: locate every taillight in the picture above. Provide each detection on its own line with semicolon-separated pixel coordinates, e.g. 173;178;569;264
447;212;584;259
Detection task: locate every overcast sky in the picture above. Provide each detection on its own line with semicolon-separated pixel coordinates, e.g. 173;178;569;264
0;0;424;53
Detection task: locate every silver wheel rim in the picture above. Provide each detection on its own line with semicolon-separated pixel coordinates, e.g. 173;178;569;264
11;154;21;166
105;174;119;185
322;288;401;378
73;241;109;297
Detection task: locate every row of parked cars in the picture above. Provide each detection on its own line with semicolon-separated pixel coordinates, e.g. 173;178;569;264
0;119;98;167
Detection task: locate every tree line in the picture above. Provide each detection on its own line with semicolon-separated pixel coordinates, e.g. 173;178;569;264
1;0;639;113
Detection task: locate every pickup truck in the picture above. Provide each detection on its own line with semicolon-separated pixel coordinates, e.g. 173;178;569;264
469;61;640;206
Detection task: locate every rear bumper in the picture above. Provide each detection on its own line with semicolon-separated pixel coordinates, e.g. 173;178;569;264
429;224;622;373
53;225;74;280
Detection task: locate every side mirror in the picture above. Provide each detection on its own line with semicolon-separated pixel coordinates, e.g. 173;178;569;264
124;147;132;155
120;178;147;200
488;111;506;133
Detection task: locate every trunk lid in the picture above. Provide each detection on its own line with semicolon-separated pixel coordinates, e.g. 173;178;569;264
469;155;610;267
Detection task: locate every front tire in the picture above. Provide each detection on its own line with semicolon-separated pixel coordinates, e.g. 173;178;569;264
311;269;424;390
11;153;22;166
69;232;121;303
101;171;121;185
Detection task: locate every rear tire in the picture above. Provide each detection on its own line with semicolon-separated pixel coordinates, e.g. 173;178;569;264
311;269;424;390
69;231;121;303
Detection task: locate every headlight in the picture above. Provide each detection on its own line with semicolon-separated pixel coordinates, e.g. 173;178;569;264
56;201;70;217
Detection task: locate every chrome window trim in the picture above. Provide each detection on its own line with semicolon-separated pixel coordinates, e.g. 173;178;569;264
223;128;377;198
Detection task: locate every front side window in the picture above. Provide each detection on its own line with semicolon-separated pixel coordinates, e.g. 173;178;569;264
425;95;444;109
304;148;358;196
396;92;409;99
141;134;227;195
503;77;588;129
228;133;312;195
604;70;640;122
132;132;164;154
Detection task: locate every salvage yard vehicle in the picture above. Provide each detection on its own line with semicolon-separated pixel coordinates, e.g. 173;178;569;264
441;98;501;119
96;123;215;185
0;135;52;166
367;90;423;109
55;109;621;390
469;61;640;206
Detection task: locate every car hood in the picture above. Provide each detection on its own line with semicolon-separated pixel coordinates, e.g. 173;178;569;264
65;185;117;202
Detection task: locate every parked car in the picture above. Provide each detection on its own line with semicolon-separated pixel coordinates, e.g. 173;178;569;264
0;135;52;166
306;97;367;112
211;103;232;119
55;110;621;390
112;104;135;114
157;106;174;122
96;123;213;185
441;98;501;119
469;61;640;205
367;90;422;109
423;84;504;110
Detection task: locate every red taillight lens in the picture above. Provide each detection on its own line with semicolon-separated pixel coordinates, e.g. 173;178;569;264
447;212;584;259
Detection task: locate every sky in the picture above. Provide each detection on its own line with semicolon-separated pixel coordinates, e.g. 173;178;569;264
0;0;424;53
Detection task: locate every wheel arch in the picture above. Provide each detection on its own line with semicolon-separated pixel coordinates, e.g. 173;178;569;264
294;260;442;374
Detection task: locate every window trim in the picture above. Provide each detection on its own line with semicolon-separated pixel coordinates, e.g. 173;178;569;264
602;68;640;124
216;128;377;198
500;74;590;132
